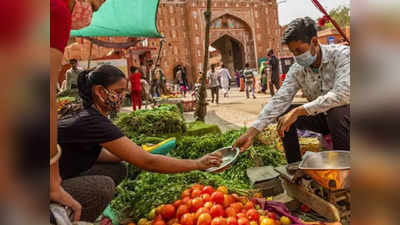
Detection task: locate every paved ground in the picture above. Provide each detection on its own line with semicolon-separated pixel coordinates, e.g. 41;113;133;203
183;87;307;131
122;87;307;132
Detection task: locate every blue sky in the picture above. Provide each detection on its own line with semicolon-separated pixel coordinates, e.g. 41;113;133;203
278;0;350;25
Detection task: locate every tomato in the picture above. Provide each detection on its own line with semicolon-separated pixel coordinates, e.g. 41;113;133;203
244;202;254;210
181;213;195;225
182;197;192;208
192;189;202;198
237;217;250;225
156;205;165;215
177;205;190;219
202;186;215;195
225;207;236;218
201;193;211;202
279;216;291;225
216;186;228;194
173;200;183;208
160;204;176;220
204;201;213;209
227;217;238;225
197;213;212;225
192;184;204;191
230;203;243;213
195;207;210;219
266;213;275;220
182;189;192;199
153;220;167;225
224;195;236;207
259;218;274;225
211;217;227;225
246;209;259;222
236;213;246;219
210;204;225;218
168;219;179;225
192;197;204;212
154;215;163;222
149;208;157;219
210;192;224;204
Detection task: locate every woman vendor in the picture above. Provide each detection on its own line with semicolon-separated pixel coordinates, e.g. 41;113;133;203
57;65;222;222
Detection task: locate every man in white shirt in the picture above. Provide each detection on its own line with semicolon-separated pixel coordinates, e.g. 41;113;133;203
65;59;82;90
218;64;232;97
234;17;350;163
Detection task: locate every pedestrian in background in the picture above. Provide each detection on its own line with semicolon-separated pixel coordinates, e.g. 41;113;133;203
267;49;281;96
218;64;232;97
207;65;220;104
129;66;142;111
243;63;256;99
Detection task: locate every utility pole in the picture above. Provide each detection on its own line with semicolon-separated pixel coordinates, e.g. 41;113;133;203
195;0;212;121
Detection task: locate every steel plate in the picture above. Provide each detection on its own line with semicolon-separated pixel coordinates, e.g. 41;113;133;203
205;147;240;173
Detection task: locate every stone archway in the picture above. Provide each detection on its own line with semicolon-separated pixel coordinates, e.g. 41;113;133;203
209;14;256;70
211;35;245;73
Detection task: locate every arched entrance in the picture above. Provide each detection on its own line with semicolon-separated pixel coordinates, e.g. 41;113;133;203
209;14;256;73
211;35;244;73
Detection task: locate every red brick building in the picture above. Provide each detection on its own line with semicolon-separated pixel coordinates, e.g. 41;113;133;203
63;0;283;86
154;0;282;84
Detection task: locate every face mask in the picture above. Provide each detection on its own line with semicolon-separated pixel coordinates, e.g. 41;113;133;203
295;45;317;67
102;88;124;112
71;0;93;30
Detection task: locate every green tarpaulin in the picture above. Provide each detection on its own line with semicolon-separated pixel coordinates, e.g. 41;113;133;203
70;0;162;38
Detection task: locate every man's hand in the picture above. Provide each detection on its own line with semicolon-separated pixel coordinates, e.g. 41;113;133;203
277;106;308;137
233;127;260;153
50;183;82;221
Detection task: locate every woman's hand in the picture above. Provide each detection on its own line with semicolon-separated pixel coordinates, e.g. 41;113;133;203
196;152;223;170
50;184;82;221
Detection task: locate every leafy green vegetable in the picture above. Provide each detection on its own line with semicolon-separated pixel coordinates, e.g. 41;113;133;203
116;104;186;138
111;127;286;222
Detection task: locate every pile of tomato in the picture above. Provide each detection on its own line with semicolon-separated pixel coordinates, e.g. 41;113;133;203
133;184;292;225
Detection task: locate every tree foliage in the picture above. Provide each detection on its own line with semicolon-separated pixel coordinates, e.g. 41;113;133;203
325;5;350;29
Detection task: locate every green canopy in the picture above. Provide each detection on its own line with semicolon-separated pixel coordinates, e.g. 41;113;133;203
70;0;162;38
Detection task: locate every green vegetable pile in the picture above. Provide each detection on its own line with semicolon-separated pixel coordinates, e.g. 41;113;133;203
111;128;286;222
116;104;186;138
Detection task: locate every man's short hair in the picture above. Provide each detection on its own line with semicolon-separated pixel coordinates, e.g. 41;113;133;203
267;48;274;56
245;63;249;68
130;66;137;73
69;59;78;64
221;64;225;68
282;17;317;45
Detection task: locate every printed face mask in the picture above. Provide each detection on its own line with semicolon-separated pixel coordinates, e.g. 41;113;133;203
295;44;317;67
71;0;93;30
102;87;124;112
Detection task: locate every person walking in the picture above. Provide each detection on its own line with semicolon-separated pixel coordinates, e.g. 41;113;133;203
243;63;256;99
65;59;83;91
218;64;232;97
267;49;281;96
235;70;241;87
207;65;220;104
129;66;142;111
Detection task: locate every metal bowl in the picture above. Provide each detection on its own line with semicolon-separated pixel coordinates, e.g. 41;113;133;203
205;147;240;173
299;151;351;190
299;151;350;170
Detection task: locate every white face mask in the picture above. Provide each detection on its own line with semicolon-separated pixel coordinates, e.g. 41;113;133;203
295;45;317;67
71;0;93;30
